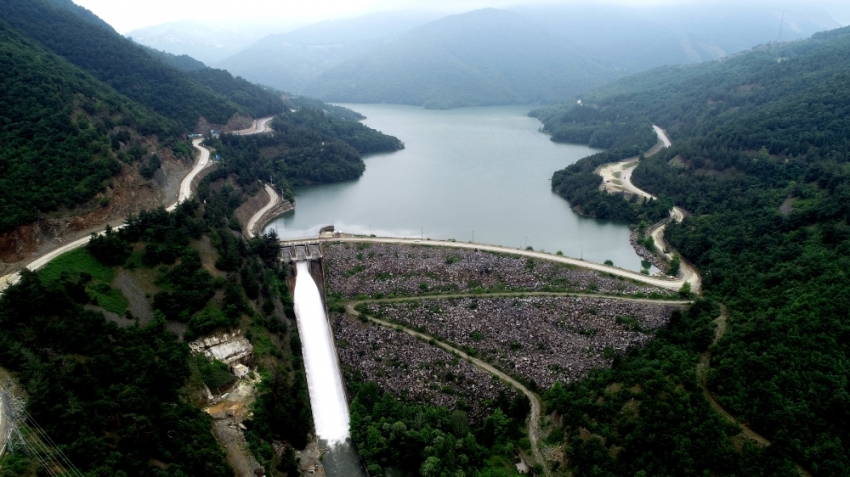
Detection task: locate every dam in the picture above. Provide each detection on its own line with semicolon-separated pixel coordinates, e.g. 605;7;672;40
287;243;366;476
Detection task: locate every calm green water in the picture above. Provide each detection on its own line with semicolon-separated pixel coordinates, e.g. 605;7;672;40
265;104;645;271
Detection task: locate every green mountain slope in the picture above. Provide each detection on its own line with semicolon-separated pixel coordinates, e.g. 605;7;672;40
0;0;248;128
145;47;285;118
535;26;850;476
0;21;177;231
303;9;614;109
214;11;439;93
0;195;310;476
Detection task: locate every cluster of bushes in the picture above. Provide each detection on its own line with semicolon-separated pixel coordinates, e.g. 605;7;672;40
350;381;531;477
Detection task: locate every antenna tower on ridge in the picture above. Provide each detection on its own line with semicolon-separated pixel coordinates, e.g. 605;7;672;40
777;10;786;43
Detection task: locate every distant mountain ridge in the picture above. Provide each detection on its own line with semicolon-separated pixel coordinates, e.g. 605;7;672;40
188;5;838;109
303;9;614;109
213;11;441;93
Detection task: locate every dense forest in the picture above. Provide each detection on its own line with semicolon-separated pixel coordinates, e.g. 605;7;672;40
0;21;179;231
0;179;311;476
350;380;532;477
0;0;279;128
206;108;403;197
0;0;364;237
532;25;850;476
144;46;285;119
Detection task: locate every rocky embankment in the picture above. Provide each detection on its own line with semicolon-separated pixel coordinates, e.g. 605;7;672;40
629;219;670;273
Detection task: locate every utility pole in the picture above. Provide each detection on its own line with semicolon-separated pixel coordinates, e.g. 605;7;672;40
524;236;529;249
777;10;785;43
471;229;474;243
580;245;583;260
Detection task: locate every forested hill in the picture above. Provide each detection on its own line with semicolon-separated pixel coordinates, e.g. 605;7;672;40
0;20;178;231
0;0;282;128
206;108;404;202
143;47;285;118
534;26;850;476
303;8;614;109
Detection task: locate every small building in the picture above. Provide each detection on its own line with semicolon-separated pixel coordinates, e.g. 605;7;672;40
515;461;530;475
231;363;250;379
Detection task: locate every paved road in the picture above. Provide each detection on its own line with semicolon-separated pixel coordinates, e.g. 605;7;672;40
345;303;553;477
246;184;279;239
303;236;698;292
168;138;210;211
0;113;282;293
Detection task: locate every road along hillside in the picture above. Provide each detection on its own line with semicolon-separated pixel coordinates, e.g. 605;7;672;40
245;185;281;239
596;126;700;291
0;117;275;293
233;116;273;135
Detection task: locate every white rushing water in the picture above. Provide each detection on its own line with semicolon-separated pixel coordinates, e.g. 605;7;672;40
293;261;351;444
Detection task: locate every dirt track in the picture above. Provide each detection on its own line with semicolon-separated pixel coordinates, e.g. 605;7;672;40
596;126;701;291
245;184;280;238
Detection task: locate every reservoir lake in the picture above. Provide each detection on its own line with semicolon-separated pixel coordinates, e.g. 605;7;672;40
265;104;646;271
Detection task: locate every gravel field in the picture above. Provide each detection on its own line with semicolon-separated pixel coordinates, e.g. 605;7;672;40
324;243;675;299
332;313;517;422
359;296;679;389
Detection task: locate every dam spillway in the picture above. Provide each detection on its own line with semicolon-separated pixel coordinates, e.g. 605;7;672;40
292;260;364;476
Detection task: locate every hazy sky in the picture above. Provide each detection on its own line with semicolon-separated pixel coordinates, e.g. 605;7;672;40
74;0;850;33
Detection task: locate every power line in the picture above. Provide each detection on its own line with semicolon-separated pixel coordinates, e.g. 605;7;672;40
1;389;84;477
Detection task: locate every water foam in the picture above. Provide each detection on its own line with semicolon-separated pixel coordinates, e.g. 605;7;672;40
293;261;350;444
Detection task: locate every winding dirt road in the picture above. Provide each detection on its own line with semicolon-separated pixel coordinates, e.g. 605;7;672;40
596;126;701;291
696;307;812;477
234;117;273;135
245;185;280;239
344;302;553;477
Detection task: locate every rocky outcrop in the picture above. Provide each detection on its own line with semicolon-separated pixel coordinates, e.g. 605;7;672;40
188;329;254;368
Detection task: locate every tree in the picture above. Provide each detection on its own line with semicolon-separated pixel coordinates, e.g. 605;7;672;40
668;254;681;276
420;457;443;477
